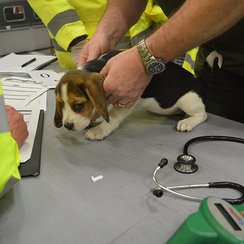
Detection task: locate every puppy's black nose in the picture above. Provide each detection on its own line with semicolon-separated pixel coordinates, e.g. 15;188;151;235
64;123;74;130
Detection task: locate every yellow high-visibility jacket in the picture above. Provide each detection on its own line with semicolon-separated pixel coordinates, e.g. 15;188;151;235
28;0;167;69
182;48;199;75
0;81;21;198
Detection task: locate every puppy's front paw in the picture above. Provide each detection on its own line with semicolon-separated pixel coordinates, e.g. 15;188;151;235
176;118;193;132
85;123;113;140
176;114;206;132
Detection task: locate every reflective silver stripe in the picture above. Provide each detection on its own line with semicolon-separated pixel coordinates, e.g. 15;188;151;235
0;177;19;198
51;38;65;52
0;95;9;133
184;53;195;70
52;23;156;52
47;9;80;36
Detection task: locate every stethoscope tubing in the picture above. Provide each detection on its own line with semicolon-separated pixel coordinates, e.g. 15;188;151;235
183;135;244;155
153;166;205;202
153;165;244;204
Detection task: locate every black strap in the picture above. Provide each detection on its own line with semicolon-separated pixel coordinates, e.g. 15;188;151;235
68;35;87;50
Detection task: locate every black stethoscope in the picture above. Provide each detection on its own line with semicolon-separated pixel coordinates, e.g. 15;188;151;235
152;136;244;204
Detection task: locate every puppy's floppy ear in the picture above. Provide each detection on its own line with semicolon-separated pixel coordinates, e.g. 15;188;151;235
54;88;63;128
85;73;109;122
54;106;63;128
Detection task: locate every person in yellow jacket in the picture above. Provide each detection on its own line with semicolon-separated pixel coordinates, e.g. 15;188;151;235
0;81;28;198
27;0;167;69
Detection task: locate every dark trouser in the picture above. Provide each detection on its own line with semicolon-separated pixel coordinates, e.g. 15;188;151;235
196;60;244;123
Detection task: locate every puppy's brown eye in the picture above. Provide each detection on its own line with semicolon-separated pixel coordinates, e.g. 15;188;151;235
72;103;85;112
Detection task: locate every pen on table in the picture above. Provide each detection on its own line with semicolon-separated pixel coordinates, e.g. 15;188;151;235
21;58;37;67
34;57;58;70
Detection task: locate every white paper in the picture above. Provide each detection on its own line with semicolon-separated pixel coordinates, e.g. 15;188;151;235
28;70;61;89
1;76;45;108
0;52;61;163
0;69;60;109
0;52;57;72
17;99;41;163
24;87;49;107
1;73;45;163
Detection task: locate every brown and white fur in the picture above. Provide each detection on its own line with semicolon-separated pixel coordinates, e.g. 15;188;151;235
54;50;207;140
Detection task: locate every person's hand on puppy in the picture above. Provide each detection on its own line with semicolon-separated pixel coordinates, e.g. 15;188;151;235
77;32;117;66
101;47;152;108
77;31;152;109
6;105;28;148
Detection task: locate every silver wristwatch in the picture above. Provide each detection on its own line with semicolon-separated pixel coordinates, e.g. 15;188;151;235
137;39;166;74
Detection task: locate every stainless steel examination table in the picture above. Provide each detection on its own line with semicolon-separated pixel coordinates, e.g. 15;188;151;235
0;62;244;244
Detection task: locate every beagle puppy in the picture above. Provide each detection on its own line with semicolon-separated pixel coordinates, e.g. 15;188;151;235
54;50;207;140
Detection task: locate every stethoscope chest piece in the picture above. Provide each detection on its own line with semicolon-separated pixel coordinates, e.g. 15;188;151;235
174;154;198;174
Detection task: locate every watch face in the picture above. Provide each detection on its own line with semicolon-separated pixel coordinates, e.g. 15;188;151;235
146;60;166;74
